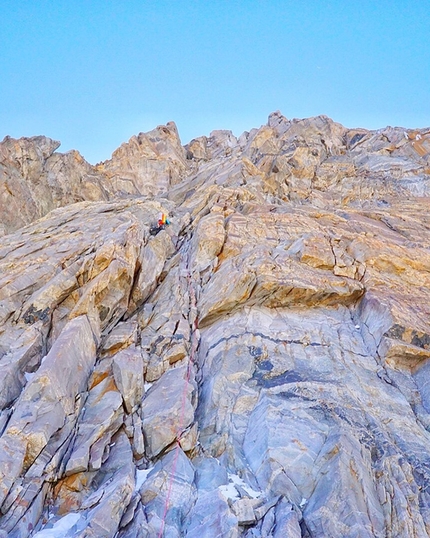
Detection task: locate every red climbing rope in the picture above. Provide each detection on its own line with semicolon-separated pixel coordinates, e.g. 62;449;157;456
157;259;199;538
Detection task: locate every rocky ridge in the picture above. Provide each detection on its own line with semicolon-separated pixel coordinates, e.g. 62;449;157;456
1;112;430;536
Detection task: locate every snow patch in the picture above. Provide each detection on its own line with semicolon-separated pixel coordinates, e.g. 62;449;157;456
218;473;261;501
229;473;261;498
144;382;153;392
33;512;82;537
218;482;240;501
24;371;35;382
135;468;153;491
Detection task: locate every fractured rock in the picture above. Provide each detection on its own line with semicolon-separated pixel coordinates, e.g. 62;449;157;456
1;113;430;537
141;364;196;458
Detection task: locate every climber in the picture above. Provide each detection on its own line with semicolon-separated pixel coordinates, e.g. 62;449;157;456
150;212;171;235
157;212;171;227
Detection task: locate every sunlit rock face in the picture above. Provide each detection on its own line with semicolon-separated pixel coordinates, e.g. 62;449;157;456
1;112;430;537
0;121;189;236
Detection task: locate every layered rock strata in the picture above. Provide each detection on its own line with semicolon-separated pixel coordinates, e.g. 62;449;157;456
1;112;430;536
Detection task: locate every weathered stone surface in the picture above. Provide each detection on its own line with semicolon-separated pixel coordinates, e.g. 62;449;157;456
141;364;196;458
0;136;109;236
185;489;239;538
231;497;256;525
96;122;188;198
303;433;385;537
74;431;135;537
1;315;96;497
112;345;144;413
0;123;192;237
139;447;196;536
65;375;123;474
1;113;430;536
0;322;46;410
272;499;302;538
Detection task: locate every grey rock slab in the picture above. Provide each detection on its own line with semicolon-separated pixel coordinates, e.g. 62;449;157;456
101;320;137;356
303;432;385;538
31;512;85;537
272;499;302;538
25;407;78;480
0;435;26;508
194;456;228;491
260;506;276;537
128;229;175;313
131;412;145;458
0;478;47;536
196;326;258;456
375;455;429;538
198;257;257;326
189;212;226;273
243;393;328;502
413;359;430;414
2;315;96;480
141;364;196;458
0;322;45;410
184;489;239;538
0;409;11;437
65;376;123;474
74;431;135;538
140;447;196;535
20;258;81;323
117;502;151;537
231;497;256;525
253;495;281;521
164;341;187;365
112;345;144;413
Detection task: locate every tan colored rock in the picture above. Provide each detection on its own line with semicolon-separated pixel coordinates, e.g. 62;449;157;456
7;315;96;465
198;256;257;326
1;114;430;536
128;228;175;314
0;136;111;236
101;320;137;356
65;375;123;474
189;212;226;273
97;122;188;197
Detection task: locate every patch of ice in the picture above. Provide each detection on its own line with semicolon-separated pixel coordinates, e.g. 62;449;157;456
144;382;153;392
135;468;153;491
218;482;240;501
299;497;307;508
229;473;261;499
24;371;35;382
33;512;82;537
218;473;261;501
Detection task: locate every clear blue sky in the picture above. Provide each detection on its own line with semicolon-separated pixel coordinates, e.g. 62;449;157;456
1;0;430;163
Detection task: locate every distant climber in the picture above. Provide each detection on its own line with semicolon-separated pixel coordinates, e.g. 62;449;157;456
150;212;171;235
158;212;171;227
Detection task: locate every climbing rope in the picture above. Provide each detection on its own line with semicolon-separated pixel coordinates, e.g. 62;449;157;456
157;245;199;537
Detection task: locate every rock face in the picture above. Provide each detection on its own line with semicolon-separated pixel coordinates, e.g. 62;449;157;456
0;121;188;236
1;112;430;536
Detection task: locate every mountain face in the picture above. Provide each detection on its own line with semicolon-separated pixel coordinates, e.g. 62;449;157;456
1;112;430;537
